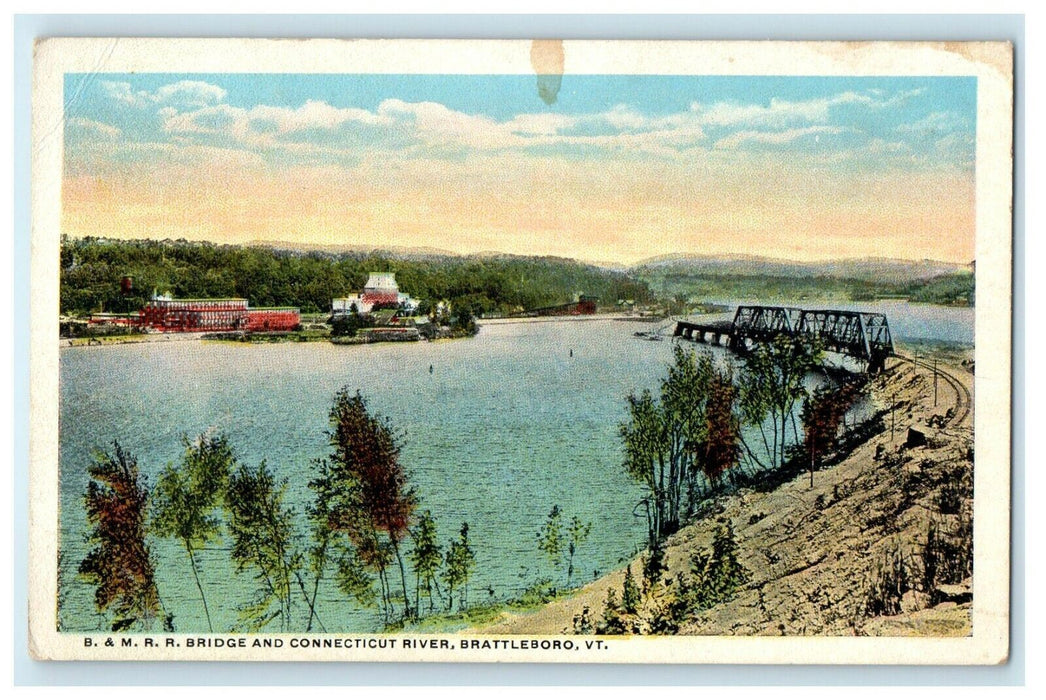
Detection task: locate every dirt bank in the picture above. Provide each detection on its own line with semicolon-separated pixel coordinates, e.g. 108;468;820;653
475;354;974;636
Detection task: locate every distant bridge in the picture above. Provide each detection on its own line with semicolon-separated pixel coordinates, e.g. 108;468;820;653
674;305;894;373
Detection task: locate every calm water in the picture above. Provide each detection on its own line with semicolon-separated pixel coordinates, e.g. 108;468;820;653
60;319;683;632
58;302;973;633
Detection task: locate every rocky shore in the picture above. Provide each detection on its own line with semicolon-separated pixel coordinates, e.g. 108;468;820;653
476;354;974;637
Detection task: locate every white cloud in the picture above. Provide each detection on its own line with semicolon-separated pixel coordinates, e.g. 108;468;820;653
101;81;151;109
163;99;395;149
595;104;693;132
161;91;713;157
715;125;847;150
865;138;913;155
101;79;227;111
504;112;577;137
376;99;512;150
693;89;925;130
694;96;849;129
895;111;967;134
104;81;954;172
152;80;227;109
163;104;243;136
66;117;122;141
252;100;388;132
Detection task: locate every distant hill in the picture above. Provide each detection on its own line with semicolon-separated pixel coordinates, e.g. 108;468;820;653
631;254;973;285
630;253;974;307
249;240;461;260
251;241;970;283
249;240;632;272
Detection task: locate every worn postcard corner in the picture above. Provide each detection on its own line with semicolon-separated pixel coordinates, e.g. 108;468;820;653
29;38;1013;665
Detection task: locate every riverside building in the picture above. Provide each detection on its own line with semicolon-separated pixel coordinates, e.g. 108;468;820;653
332;272;418;315
91;294;300;332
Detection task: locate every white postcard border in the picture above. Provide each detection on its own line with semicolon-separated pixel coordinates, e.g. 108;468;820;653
29;38;1014;664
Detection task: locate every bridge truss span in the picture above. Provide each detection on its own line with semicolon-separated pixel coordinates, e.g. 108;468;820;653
796;309;894;372
675;305;895;373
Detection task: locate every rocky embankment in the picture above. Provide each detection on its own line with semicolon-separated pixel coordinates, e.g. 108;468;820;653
477;355;974;637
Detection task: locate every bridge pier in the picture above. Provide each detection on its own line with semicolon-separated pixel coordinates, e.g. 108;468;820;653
867;351;888;375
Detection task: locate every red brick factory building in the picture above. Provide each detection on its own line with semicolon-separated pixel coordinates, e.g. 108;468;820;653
93;295;300;333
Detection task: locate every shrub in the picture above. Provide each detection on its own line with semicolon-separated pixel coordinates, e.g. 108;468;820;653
863;548;914;617
643;539;667;588
934;464;973;516
928;508;973;587
597;588;629;635
649;520;749;634
572;606;593;634
676;521;749;614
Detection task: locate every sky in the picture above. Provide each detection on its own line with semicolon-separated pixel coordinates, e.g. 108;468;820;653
62;73;977;266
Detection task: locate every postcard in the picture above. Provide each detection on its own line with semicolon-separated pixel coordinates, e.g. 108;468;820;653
29;38;1013;663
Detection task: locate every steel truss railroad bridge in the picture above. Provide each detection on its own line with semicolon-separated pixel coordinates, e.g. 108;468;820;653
674;305;894;373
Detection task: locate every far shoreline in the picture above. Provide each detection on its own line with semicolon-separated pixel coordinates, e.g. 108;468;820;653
60;331;208;349
476;313;658;326
59;313;663;349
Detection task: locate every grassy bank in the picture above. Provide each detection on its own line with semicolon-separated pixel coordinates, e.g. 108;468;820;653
202;329;331;343
397;580;586;634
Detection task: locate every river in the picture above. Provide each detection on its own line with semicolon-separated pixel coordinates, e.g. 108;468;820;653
57;302;973;633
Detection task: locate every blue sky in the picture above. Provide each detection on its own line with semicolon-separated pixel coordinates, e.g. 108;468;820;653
67;73;974;124
61;73;978;263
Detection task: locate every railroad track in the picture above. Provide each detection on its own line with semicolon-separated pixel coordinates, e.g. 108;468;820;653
895;354;973;427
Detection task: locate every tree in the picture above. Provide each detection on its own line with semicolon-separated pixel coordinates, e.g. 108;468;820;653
311;455;391;621
60;237;658;319
536;505;564;582
621;389;668;549
304;458;335;631
224;460;305;631
78;442;170;632
621;346;724;547
330;310;375;337
566;516;592;588
452;308;477;336
410;510;444;614
737;335;821;470
444;522;476;611
314;389;417;621
622;564;641;615
659;345;714;527
151;434;234;632
801;379;863;487
597;587;628;635
334;546;379;612
700;371;741;489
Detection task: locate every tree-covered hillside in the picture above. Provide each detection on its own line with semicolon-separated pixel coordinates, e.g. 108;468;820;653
635;270;974;307
60;237;656;317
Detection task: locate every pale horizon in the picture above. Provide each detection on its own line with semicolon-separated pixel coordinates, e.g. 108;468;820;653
62;73;977;266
